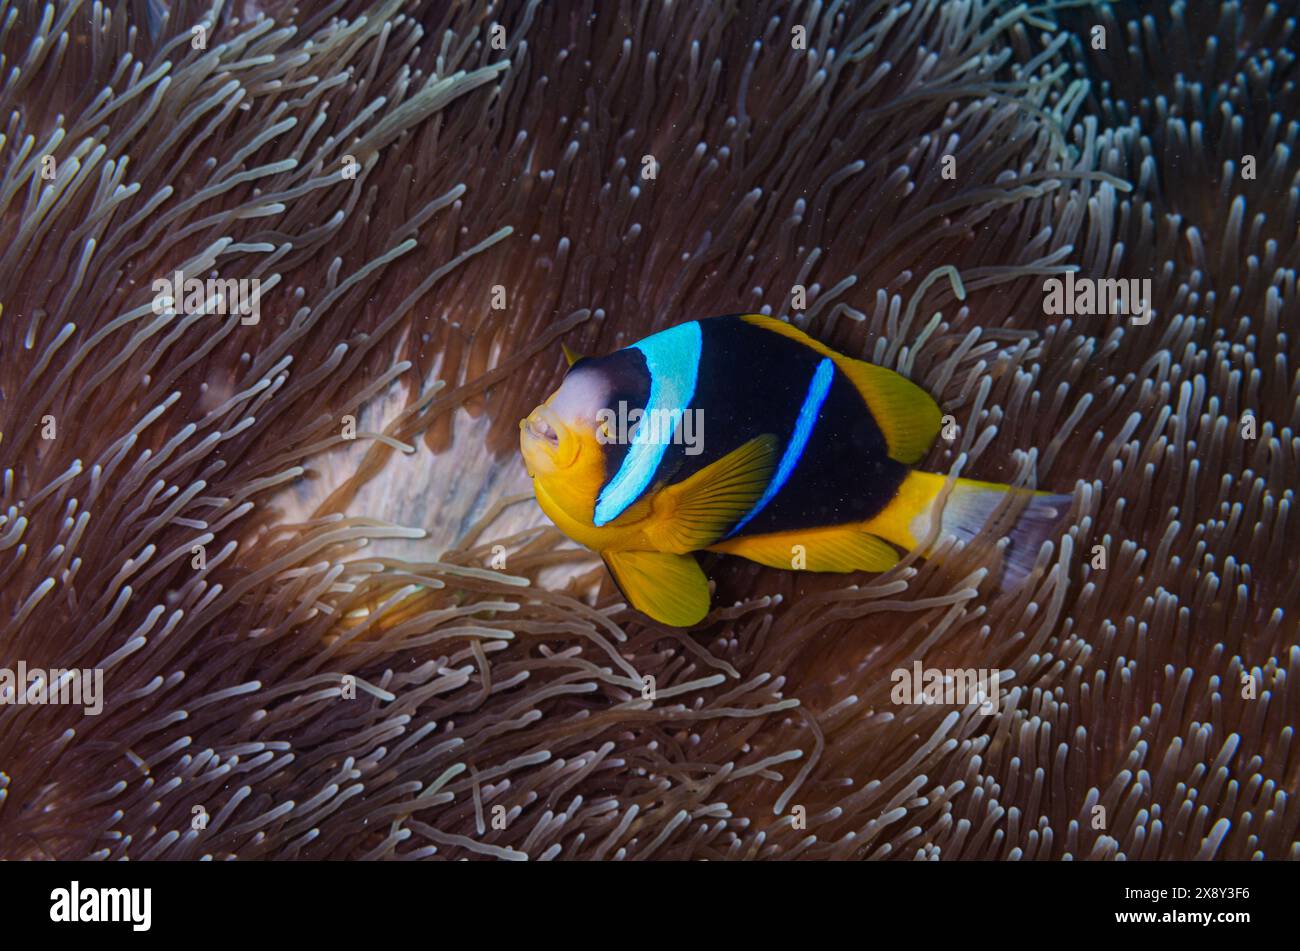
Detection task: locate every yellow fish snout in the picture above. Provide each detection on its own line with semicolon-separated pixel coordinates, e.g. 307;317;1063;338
522;409;560;447
521;404;578;477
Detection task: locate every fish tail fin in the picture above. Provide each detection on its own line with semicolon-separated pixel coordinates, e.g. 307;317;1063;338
864;471;1072;588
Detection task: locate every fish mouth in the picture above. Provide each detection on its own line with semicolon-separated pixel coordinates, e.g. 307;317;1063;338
521;412;559;447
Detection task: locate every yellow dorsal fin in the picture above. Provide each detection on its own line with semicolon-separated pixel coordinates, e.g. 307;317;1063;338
644;434;778;552
709;523;901;573
561;343;584;366
740;314;941;464
841;359;942;464
603;550;710;627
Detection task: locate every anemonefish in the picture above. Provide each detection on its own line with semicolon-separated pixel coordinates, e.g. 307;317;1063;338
520;315;1069;627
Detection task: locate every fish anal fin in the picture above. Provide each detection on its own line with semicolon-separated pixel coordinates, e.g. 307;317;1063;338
740;313;941;464
603;550;711;627
644;434;778;552
709;523;901;573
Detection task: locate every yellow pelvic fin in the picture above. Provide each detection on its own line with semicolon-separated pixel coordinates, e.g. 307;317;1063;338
709;523;901;573
740;314;941;464
561;342;585;366
603;549;711;627
643;434;778;552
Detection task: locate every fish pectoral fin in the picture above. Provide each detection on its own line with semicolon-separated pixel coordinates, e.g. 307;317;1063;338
644;434;779;552
740;313;940;464
710;524;901;573
603;550;711;627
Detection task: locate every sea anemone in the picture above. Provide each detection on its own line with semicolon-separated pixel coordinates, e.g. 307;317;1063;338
0;0;1294;860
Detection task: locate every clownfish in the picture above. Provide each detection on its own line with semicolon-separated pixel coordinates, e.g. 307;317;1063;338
520;315;1069;627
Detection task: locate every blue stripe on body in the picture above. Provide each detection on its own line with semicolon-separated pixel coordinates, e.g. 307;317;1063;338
725;356;834;538
594;321;703;526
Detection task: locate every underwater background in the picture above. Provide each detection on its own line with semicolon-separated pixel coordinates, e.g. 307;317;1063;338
0;0;1296;860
